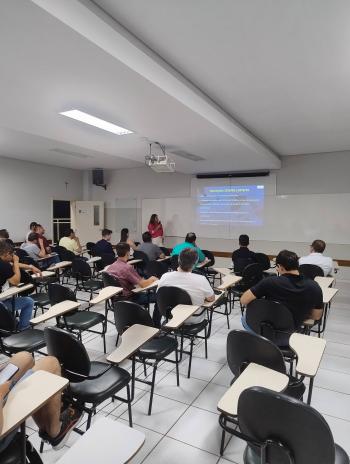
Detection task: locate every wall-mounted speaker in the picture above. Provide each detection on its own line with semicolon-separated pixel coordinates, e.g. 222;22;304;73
92;169;106;190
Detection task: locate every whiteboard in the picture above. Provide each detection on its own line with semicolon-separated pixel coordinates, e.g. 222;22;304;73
142;193;350;245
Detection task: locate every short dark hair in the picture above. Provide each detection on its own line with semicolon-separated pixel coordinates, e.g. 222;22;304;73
276;250;299;271
239;234;249;247
102;228;112;237
142;231;152;243
116;242;130;257
63;228;74;237
28;232;39;242
185;232;196;244
29;222;37;229
0;240;13;256
311;239;326;253
0;229;9;239
179;247;198;272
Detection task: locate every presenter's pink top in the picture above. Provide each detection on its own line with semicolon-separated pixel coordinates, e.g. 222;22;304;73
148;222;163;239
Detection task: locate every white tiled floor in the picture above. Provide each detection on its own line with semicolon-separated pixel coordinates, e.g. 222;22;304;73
14;274;350;463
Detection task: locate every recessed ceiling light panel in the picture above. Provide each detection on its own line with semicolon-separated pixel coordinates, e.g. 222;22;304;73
59;109;133;135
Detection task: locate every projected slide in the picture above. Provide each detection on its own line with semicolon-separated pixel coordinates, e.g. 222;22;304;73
198;185;265;226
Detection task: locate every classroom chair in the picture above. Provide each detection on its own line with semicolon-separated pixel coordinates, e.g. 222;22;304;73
71;258;103;300
114;301;179;415
232;263;264;313
299;263;325;279
224;386;349;464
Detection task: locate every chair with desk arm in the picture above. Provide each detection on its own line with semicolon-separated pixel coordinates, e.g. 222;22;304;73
227;386;349;464
48;283;107;353
85;242;96;258
95;253;116;272
145;260;168;279
255;252;272;276
245;300;301;374
43;327;133;437
113;301;179;415
201;250;220;285
71;258;103;301
232;263;264;314
0;302;45;356
156;286;209;378
219;330;306;455
132;250;149;276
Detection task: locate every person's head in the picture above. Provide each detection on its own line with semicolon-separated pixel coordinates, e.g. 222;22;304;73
120;228;129;242
310;239;326;254
34;224;44;235
29;222;37;231
116;242;130;260
149;214;159;225
185;232;196;244
179;247;198;272
142;231;152;243
102;228;112;241
0;240;14;262
27;232;39;244
63;228;75;239
239;234;250;247
0;229;9;240
276;250;299;274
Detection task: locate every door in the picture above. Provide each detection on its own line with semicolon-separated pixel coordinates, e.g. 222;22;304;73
71;201;104;244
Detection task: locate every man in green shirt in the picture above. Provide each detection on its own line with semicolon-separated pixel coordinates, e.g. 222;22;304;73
171;232;206;265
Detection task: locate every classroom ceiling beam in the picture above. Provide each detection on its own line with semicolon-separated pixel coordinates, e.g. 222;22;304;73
31;0;281;169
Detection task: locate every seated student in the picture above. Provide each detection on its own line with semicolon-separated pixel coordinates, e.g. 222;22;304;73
0;352;81;453
0;241;41;330
138;231;165;261
107;242;160;324
232;234;257;275
21;233;59;268
158;247;214;324
59;228;82;255
299;239;333;276
0;229;14;247
120;228;137;252
25;222;37;242
34;224;51;254
240;250;323;345
93;229;115;256
171;232;206;265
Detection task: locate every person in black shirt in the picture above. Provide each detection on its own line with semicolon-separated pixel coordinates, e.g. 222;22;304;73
93;229;115;257
0;241;41;330
232;234;257;274
240;250;323;343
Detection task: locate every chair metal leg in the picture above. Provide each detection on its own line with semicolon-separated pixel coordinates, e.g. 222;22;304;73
126;384;133;427
86;410;93;430
187;338;194;378
307;377;314;405
204;328;208;359
148;363;158;415
131;357;136;401
220;427;226;455
175;348;180;386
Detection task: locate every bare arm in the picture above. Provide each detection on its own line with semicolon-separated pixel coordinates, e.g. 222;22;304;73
310;308;323;321
139;276;158;288
8;255;21;286
0;382;11;435
205;294;215;302
73;236;82;253
240;289;257;306
37;238;47;258
19;263;41;275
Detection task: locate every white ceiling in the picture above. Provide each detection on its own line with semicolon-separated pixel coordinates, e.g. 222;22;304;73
1;0;350;173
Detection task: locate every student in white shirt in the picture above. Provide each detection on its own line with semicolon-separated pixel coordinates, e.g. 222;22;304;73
157;247;214;324
299;239;333;276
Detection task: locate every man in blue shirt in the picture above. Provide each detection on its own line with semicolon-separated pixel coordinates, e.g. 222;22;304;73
171;232;206;265
93;229;115;257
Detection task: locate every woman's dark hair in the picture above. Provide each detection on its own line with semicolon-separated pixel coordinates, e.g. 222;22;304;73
29;221;37;230
116;242;130;257
120;228;129;242
276;250;299;271
149;214;158;225
0;229;9;239
142;231;152;243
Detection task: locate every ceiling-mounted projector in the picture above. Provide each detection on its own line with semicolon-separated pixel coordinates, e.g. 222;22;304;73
145;142;175;173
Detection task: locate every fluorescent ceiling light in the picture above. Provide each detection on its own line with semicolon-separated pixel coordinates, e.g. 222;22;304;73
59;109;133;135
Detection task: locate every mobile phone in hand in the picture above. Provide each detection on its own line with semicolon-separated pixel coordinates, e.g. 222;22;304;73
0;363;19;383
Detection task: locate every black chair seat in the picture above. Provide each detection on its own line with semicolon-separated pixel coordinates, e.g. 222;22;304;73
63;311;105;330
206;267;218;275
2;329;45;353
82;279;103;290
69;361;130;403
335;444;350;464
138;336;177;359
180;319;208;336
31;293;50;306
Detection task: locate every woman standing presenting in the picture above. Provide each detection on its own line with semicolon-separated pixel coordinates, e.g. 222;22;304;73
148;214;164;246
